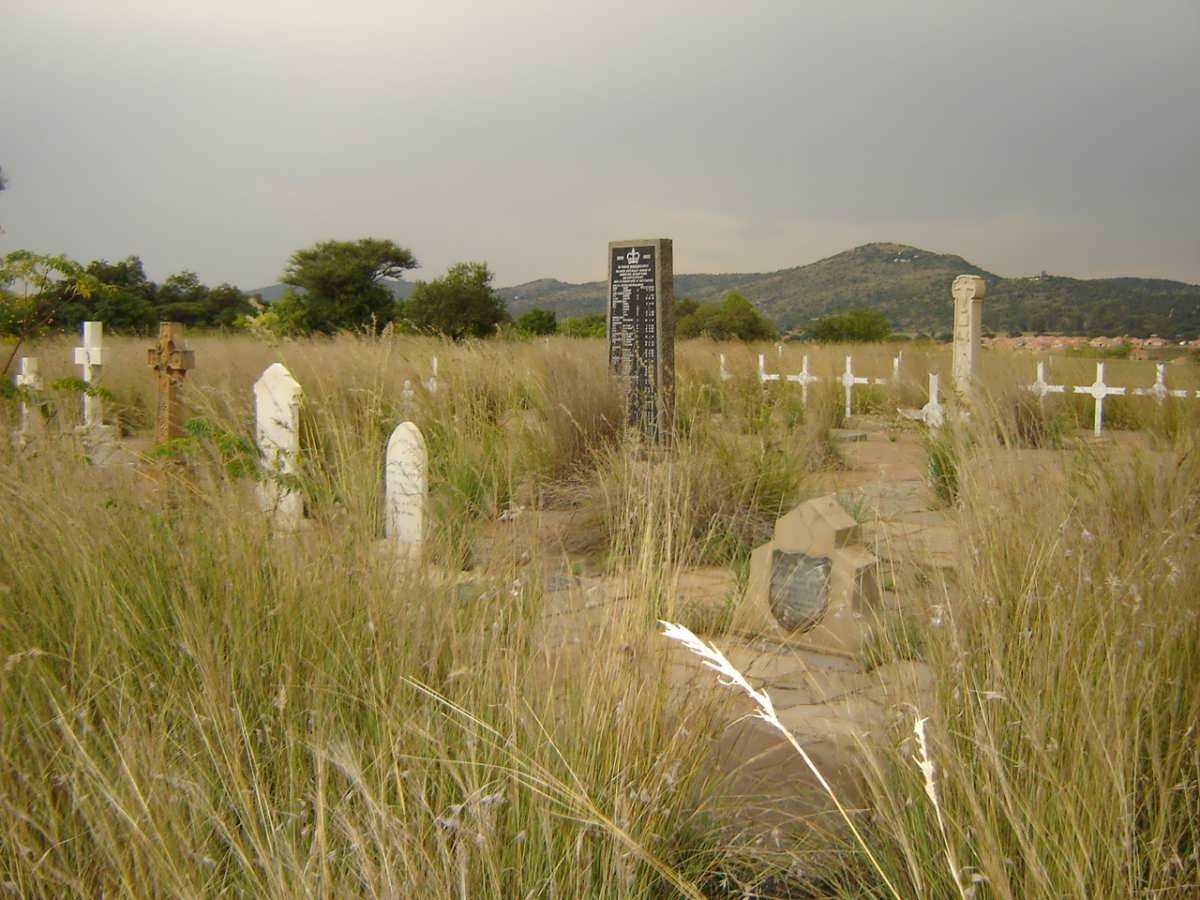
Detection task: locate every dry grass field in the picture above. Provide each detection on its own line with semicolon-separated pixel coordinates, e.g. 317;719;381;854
1;334;1198;897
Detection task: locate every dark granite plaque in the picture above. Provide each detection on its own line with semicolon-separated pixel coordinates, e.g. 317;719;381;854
607;239;674;441
768;548;832;633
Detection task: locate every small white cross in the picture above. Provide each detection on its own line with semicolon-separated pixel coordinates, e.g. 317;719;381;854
920;373;944;429
718;353;732;382
1073;362;1125;436
758;353;780;384
840;355;868;418
1132;364;1188;404
13;357;42;446
785;354;820;406
424;356;439;394
1024;361;1065;404
73;321;107;430
776;342;784;359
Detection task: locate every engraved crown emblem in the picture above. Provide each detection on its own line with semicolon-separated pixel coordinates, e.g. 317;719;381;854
625;248;641;265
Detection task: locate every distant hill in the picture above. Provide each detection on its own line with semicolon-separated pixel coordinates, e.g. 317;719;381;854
248;279;416;304
497;243;1200;339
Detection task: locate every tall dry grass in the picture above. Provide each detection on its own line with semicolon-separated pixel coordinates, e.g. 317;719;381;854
2;333;1198;896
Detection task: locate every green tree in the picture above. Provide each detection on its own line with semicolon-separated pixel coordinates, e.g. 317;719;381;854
560;313;606;338
0;250;107;375
278;238;418;333
806;308;891;342
676;292;777;341
400;262;510;340
516;307;557;335
155;271;211;325
54;257;157;332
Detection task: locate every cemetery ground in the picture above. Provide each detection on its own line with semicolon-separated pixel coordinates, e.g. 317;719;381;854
2;334;1199;898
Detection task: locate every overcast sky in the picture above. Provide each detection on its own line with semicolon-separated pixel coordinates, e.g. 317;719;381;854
3;0;1198;289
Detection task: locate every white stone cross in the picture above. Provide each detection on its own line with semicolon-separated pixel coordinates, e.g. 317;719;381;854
1132;364;1188;404
840;355;868;418
785;354;819;406
254;363;304;529
1073;362;1125;436
1024;361;1065;405
424;356;439;394
892;353;902;384
385;421;427;559
718;353;732;382
13;357;42;446
757;353;780;384
776;342;784;359
73;321;107;431
920;373;944;429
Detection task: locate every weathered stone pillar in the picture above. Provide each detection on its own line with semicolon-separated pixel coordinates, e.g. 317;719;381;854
951;274;986;397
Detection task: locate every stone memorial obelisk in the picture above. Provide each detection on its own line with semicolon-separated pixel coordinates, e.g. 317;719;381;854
951;274;986;397
606;238;674;442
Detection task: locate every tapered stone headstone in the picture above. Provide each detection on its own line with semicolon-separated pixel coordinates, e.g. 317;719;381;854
951;274;986;397
385;421;427;559
607;238;675;442
254;363;304;528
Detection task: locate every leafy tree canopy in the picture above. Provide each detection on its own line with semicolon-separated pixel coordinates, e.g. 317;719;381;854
676;292;777;341
278;237;418;333
805;308;891;343
515;308;557;336
560;313;606;338
400;262;510;340
0;250;109;375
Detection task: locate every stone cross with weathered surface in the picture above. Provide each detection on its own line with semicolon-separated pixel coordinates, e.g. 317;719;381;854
786;354;820;406
385;421;427;559
1025;361;1065;406
892;353;902;384
757;353;780;384
145;322;195;445
254;363;304;528
12;357;42;447
1073;362;1125;436
718;353;732;382
839;356;868;419
74;321;107;432
951;274;986;396
1133;364;1188;404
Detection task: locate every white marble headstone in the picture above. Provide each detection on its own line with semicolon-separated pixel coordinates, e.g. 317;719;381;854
385;421;427;558
254;363;304;528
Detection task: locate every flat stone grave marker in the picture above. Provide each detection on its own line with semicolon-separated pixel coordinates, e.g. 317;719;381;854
607;239;675;442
